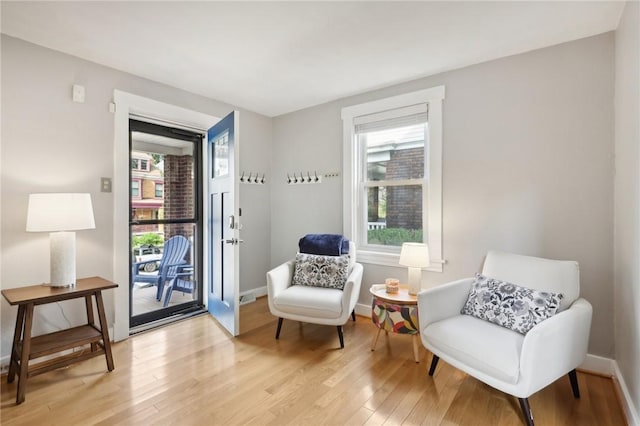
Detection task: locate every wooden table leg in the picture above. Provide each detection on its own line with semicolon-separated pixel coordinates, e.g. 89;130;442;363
95;291;114;371
85;295;98;352
16;303;34;404
412;334;420;363
8;304;26;383
370;327;382;351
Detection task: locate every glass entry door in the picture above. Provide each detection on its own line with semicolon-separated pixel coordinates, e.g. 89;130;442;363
129;119;204;328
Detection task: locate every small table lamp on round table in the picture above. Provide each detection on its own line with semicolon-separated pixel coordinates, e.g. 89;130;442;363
399;242;430;295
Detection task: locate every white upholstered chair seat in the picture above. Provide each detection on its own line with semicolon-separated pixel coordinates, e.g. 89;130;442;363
272;285;345;320
423;315;524;384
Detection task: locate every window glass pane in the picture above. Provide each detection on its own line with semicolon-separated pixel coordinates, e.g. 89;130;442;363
213;130;229;178
130;145;194;221
131;151;163;219
361;123;425;181
366;184;423;247
163;149;194;220
131;223;198;316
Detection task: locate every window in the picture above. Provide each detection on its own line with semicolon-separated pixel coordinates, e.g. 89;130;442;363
131;158;150;171
342;86;444;270
155;183;163;198
131;180;140;197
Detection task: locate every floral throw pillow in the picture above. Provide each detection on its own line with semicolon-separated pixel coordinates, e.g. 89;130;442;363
461;273;563;334
292;253;349;290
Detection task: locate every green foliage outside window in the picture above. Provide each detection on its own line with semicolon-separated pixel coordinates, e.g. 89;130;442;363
367;228;423;246
132;233;164;248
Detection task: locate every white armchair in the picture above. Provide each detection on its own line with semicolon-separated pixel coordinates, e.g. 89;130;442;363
418;250;592;426
267;241;363;348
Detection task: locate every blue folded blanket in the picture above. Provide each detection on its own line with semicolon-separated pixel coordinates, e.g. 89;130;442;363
299;234;349;256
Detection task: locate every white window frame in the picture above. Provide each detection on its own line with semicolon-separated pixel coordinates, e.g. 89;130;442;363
341;86;444;271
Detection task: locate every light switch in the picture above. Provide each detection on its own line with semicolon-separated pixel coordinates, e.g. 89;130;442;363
101;177;112;193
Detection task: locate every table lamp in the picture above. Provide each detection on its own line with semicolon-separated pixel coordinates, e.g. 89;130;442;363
26;193;96;287
399;242;430;295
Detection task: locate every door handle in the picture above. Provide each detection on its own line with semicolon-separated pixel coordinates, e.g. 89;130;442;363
223;238;244;245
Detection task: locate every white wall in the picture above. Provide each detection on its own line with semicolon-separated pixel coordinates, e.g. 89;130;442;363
272;33;615;357
271;102;344;260
0;35;272;358
614;1;640;421
237;112;272;293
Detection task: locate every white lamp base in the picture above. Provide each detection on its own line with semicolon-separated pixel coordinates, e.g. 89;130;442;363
49;231;76;287
407;267;422;295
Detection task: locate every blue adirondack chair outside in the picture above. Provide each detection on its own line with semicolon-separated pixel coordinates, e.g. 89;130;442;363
163;266;194;307
132;235;190;301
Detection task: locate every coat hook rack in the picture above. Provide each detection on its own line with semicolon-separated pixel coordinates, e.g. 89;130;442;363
287;171;323;185
240;171;266;184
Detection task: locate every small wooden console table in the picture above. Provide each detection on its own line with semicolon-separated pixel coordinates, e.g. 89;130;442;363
1;276;117;404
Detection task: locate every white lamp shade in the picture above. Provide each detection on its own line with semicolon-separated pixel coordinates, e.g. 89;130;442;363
26;193;95;232
399;242;430;268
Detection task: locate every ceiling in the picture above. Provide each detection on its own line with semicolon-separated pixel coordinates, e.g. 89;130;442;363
1;1;625;117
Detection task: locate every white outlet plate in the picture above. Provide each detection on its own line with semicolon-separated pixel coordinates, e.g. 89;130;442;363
72;84;85;103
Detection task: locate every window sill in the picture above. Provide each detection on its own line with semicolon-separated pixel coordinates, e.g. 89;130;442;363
356;249;443;272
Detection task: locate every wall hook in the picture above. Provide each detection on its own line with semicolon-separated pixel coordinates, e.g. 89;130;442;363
241;171;266;184
286;171;323;185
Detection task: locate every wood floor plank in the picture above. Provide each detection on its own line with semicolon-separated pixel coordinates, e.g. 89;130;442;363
1;297;627;425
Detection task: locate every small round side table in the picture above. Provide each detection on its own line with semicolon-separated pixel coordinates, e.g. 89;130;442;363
369;284;420;363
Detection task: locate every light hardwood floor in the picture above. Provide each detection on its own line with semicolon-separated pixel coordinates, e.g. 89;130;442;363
1;297;626;425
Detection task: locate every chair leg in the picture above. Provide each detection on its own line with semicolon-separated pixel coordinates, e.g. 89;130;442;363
162;287;173;307
428;354;439;376
351;310;356;321
518;398;534;426
275;318;283;339
568;369;580;398
156;279;163;300
337;326;344;349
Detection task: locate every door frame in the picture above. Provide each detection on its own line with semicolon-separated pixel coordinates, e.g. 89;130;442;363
113;90;219;341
